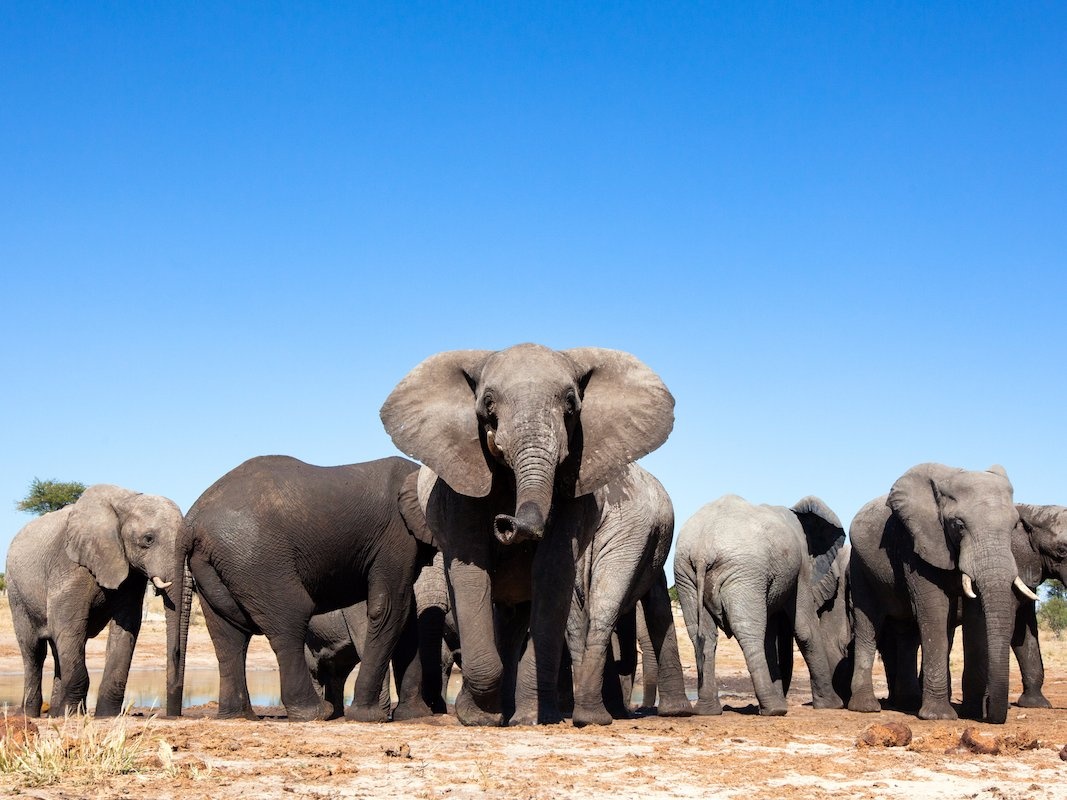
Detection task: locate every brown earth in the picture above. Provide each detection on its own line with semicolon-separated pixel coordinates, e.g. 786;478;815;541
2;594;1066;799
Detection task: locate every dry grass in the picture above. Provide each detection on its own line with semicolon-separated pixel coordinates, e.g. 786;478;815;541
0;709;164;788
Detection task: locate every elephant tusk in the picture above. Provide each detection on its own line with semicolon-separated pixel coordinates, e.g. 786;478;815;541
152;576;173;590
485;428;503;460
961;573;977;599
1013;576;1039;601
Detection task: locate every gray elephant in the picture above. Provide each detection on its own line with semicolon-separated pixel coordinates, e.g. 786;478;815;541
817;543;854;705
848;463;1036;724
566;463;691;726
1010;503;1067;709
304;604;392;719
381;343;674;725
673;494;846;716
168;455;435;722
6;484;186;716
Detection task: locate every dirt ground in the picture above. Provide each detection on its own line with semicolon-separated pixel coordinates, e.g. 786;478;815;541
2;594;1066;799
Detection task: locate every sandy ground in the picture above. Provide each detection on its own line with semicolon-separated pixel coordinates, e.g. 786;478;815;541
2;594;1066;799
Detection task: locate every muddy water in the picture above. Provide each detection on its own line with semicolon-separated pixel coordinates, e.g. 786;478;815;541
0;668;283;711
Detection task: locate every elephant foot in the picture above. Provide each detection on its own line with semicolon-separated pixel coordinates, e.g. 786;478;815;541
425;696;449;715
392;698;434;722
918;699;957;721
571;702;614;728
346;703;390;723
693;699;723;716
847;693;881;714
812;693;844;711
287;702;330;722
216;707;259;721
455;687;504;727
656;695;694;718
758;703;788;717
1016;691;1051;709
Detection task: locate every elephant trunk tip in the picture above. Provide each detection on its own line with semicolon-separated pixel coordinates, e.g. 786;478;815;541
493;502;546;545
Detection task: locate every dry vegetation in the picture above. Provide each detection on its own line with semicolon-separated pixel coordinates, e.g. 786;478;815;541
1;593;1066;799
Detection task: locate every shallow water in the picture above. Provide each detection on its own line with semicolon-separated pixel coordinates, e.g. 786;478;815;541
0;667;283;711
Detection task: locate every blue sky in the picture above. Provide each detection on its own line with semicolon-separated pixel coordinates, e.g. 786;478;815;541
2;3;1065;569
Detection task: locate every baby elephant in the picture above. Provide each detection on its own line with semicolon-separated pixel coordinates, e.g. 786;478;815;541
7;485;186;716
674;494;845;716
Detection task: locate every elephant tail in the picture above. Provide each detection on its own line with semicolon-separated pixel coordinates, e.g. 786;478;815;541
693;556;708;680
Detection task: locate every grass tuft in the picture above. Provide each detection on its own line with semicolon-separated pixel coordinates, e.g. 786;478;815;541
0;708;157;787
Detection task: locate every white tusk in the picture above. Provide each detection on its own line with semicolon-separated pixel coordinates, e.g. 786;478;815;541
151;576;173;590
961;573;977;599
1013;576;1039;601
485;428;503;459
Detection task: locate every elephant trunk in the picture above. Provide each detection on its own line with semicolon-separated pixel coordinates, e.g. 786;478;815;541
165;557;193;717
494;439;556;545
977;560;1015;725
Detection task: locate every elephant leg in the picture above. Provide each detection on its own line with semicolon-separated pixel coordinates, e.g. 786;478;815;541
1012;602;1050;708
389;601;433;722
513;532;577;726
911;578;958;721
11;597;46;716
50;619;91;716
639;573;692;718
728;598;787;716
19;637;47;717
198;596;257;720
95;602;143;717
446;555;505;727
675;568;721;715
793;593;843;710
848;569;885;713
961;598;988;719
498;601;532;723
772;610;793;699
417;606;448;713
635;609;658;710
613;609;638;711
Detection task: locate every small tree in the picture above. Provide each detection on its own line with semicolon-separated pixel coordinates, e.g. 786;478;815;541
16;477;86;516
1037;580;1067;639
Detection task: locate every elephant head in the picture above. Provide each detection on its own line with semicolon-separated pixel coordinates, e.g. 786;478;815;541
65;484;184;591
1015;504;1067;588
380;343;674;544
886;462;1022;722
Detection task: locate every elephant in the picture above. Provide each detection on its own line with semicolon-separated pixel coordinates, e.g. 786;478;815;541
565;463;691;726
381;343;674;725
847;463;1036;724
817;543;854;705
673;494;846;716
6;484;186;717
304;604;392;719
412;552;461;713
1010;503;1067;709
167;455;436;722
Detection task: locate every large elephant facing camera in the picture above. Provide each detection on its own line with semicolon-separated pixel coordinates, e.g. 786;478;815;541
6;485;186;717
381;343;674;726
848;463;1035;724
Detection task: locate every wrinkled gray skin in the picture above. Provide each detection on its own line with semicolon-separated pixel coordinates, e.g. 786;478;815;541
172;456;433;722
817;543;854;705
848;463;1026;724
1003;504;1067;709
304;603;392;719
381;344;674;726
6;485;186;716
412;553;461;713
566;464;691;726
674;494;846;716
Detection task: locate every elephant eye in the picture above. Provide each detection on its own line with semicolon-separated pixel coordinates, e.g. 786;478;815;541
480;391;498;426
142;533;155;548
563;390;579;417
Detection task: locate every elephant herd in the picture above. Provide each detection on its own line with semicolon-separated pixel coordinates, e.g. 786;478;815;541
7;343;1067;728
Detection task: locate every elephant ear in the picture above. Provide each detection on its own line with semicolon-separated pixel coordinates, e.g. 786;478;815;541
1017;504;1067;564
380;350;495;497
64;484;135;589
791;496;845;609
562;347;675;496
398;469;437;548
887;463;956;571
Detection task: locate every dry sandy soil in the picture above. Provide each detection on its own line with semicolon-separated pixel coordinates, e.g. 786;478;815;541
2;594;1066;799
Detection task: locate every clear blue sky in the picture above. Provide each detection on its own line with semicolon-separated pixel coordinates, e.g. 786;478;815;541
2;3;1065;569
